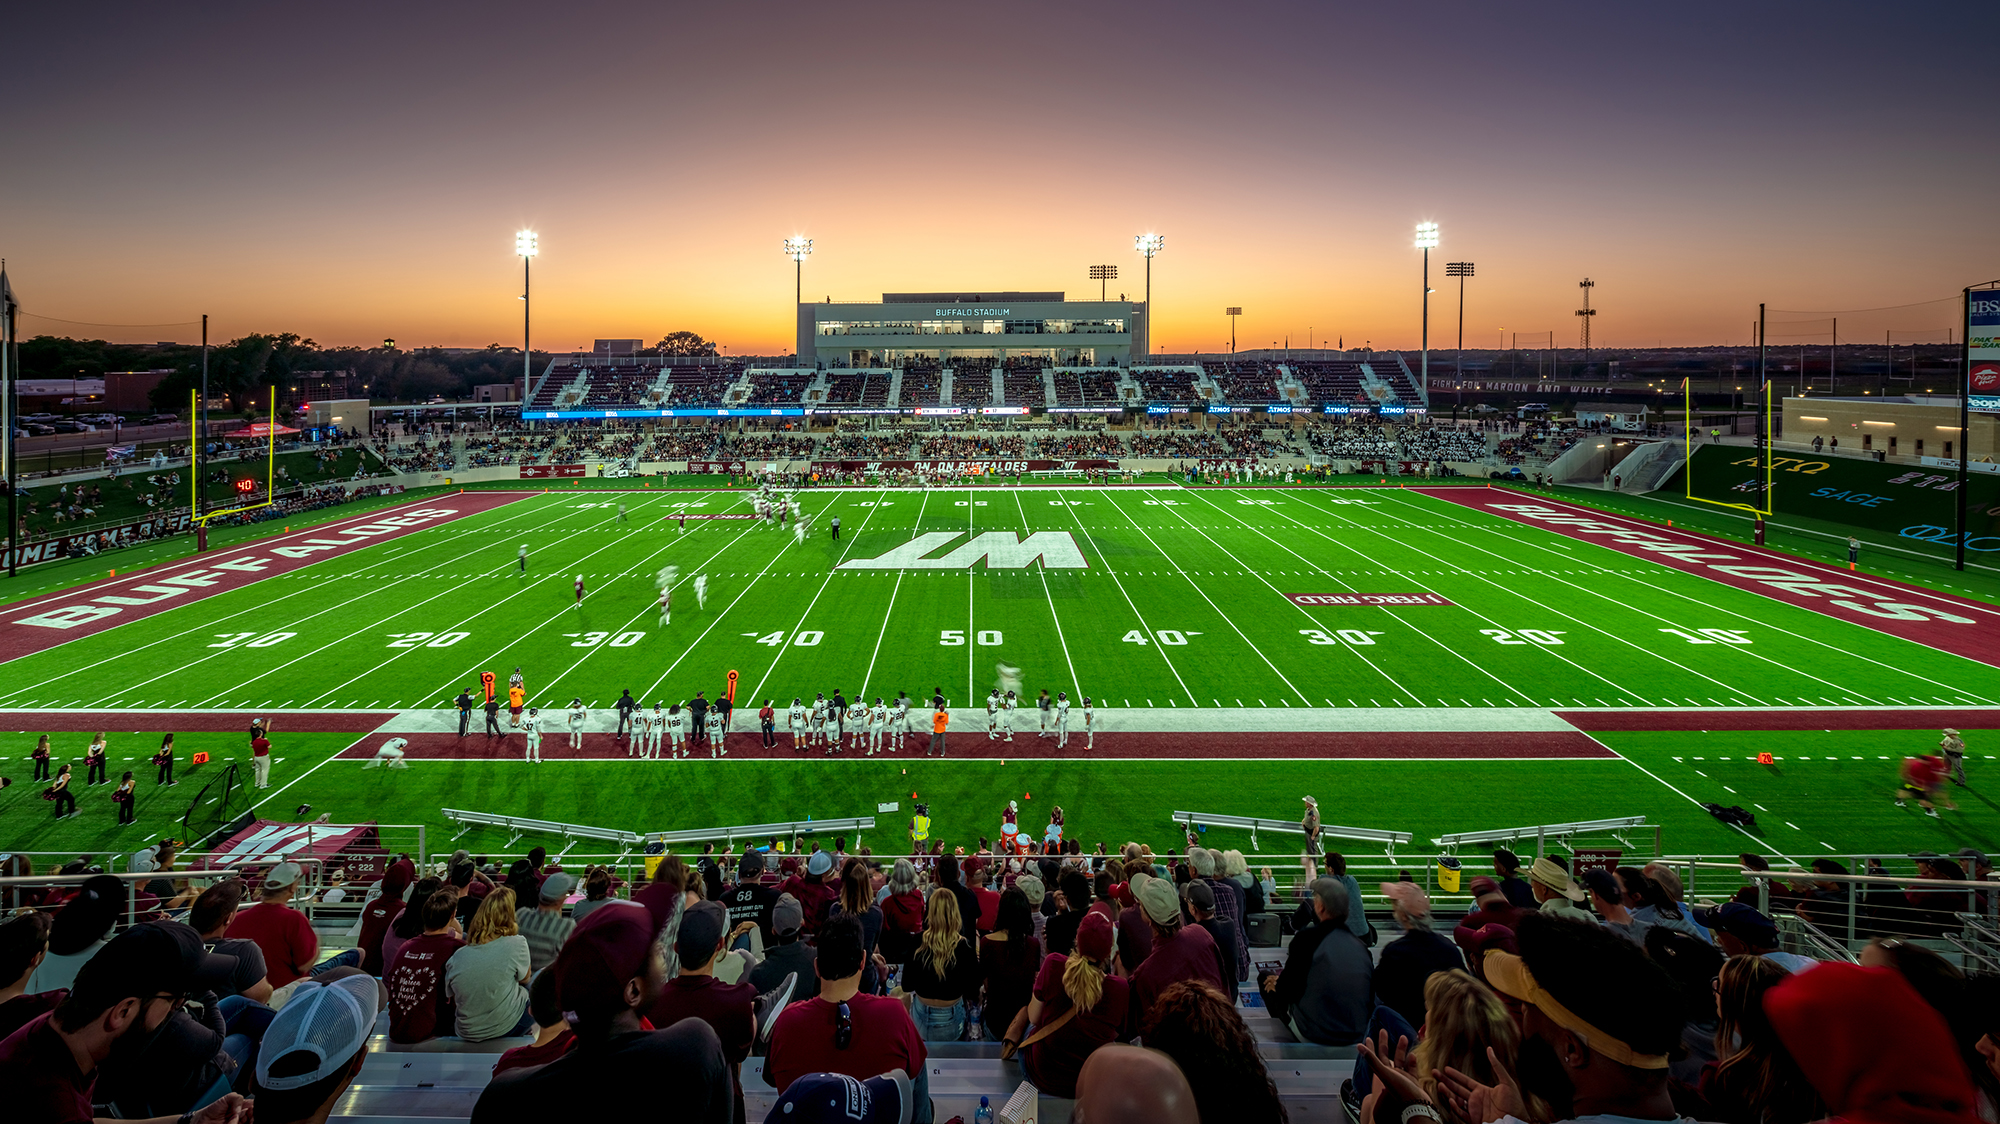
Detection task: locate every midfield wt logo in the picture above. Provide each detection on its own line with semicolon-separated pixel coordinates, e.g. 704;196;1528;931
837;531;1088;569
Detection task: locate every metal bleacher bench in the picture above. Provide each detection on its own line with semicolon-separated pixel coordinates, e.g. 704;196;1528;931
1431;816;1651;854
1172;810;1413;859
439;808;642;855
645;816;876;850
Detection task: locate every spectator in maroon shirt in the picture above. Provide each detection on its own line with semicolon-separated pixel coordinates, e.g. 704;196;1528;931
1021;911;1134;1097
385;888;464;1043
0;922;251;1124
223;861;318;987
878;859;926;965
1127;877;1226;1026
492;967;574;1077
357;857;415;976
650;901;763;1123
969;866;1002;933
780;851;840;936
765;914;932;1123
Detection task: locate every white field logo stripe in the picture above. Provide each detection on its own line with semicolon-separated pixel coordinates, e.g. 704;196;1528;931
836;530;1088;570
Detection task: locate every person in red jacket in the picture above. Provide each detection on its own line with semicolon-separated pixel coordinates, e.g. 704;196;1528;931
1896;754;1953;817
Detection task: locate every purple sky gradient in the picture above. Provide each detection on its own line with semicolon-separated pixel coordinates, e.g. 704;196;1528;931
5;1;1996;352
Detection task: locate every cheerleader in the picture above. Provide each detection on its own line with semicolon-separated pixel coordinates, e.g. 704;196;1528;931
31;735;51;782
153;734;176;786
84;734;109;785
48;764;77;819
113;771;137;825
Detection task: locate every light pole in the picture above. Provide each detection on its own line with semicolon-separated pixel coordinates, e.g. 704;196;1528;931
1415;223;1438;397
1446;262;1474;392
1135;234;1164;357
1089;264;1117;301
515;231;537;389
784;237;813;307
1226;307;1241;354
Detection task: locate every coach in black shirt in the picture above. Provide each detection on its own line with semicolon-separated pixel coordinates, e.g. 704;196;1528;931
689;692;708;747
831;690;848;740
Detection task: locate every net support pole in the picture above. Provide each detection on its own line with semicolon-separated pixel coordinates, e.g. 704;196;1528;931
2;275;16;579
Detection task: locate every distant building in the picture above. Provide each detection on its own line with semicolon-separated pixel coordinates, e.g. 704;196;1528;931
798;291;1144;368
472;381;519;403
106;370;175;412
594;339;644;355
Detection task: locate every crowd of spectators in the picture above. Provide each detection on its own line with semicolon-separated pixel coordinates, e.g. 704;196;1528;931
1305;424;1400;460
1397;424;1490;463
1;838;1997;1124
917;434;1028;459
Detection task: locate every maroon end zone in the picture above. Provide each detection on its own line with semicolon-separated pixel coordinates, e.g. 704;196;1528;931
340;729;1617;761
1421;486;2000;668
1562;708;2000;732
0;492;535;662
0;711;396;733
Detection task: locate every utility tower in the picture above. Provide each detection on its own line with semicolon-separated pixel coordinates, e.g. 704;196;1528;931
1575;277;1597;372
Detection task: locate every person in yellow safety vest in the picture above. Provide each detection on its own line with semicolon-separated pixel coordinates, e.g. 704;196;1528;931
911;803;931;850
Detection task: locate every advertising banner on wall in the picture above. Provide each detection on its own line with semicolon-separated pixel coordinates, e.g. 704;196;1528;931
1970;289;2000;413
519;464;586;479
809;458;1115;474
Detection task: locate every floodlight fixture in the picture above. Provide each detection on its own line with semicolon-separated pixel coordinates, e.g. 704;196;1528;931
514;231;537;385
1089;263;1117;300
1133;234;1165;356
784;236;814;263
515;230;538;258
784;237;814;308
1134;233;1165;257
1414;222;1439;249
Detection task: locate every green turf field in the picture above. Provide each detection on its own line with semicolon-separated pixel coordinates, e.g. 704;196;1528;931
2;481;1996;865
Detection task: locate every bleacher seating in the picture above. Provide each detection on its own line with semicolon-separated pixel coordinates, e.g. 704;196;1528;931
743;371;816;405
1205;361;1280;405
999;368;1045;408
1131;367;1194;403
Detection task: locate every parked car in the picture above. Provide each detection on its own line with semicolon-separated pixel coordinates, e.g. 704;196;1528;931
47;420;93;433
21;423;56;436
143;413;180;425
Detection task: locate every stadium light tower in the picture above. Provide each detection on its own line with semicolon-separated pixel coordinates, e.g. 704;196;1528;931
784;237;814;307
1089;263;1117;301
1226;307;1242;353
1134;233;1164;356
515;230;537;387
1446;262;1474;381
1415;222;1439;396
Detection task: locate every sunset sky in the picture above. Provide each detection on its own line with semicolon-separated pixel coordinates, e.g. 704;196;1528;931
7;1;1997;354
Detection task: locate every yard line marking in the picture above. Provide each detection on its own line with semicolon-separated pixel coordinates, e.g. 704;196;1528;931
1390;491;1988;705
296;496;680;707
91;494;595;708
1286;489;1760;705
2;493;553;704
861;490;933;697
1050;487;1196;704
744;490;896;705
1173;490;1564;704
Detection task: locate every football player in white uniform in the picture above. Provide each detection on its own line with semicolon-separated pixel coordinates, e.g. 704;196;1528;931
566;698;586;751
1054;691;1072;748
666;703;687;759
892;692;912;751
788;697;808;752
629;705;651;758
846;696;869;755
523;708;543;764
694;574;709;610
1001;690;1018;743
868;698;889;756
1082;697;1095;750
706;707;727;757
1036;689;1053;738
640;705;663;759
810;694;828;749
658;586;671;626
986;689;1004;740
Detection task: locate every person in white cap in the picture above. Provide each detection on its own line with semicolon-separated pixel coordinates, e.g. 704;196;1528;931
1301;796;1322;861
1941;728;1968;786
251;972;382;1123
365;737;409;769
225;861;320;987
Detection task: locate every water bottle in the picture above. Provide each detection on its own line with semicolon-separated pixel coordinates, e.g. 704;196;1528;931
967;1002;983;1040
974;1095;993;1124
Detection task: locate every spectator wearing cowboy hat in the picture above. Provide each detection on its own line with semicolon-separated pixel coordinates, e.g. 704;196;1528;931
1529;857;1591;922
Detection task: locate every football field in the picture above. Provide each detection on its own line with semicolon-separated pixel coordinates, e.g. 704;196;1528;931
2;481;1997;866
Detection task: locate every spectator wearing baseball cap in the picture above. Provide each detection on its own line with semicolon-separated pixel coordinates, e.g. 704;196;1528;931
765;914;931;1123
1128;874;1226;1026
1694;902;1818;974
751;893;819;1001
769;1071;915;1124
248;973;382;1124
472;880;731;1124
1259;877;1371;1046
1373;881;1464;1031
1455;876;1523;956
651;900;796;1121
1020;910;1133;1098
722;849;781;948
1529;856;1591;922
781;849;841;938
223;861;321;987
1180;880;1239;990
1493;848;1538;911
0;921;251;1124
517;872;576;973
26;874;122;994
